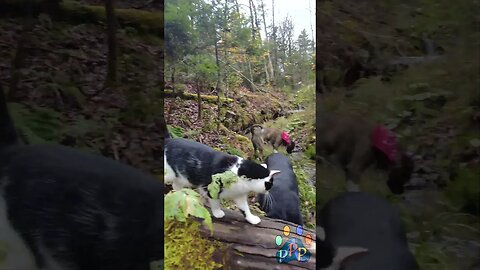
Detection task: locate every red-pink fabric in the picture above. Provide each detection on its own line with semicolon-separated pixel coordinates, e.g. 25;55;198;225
371;125;398;165
281;131;291;145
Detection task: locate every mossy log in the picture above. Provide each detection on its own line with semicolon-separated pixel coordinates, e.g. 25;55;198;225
163;89;234;104
199;209;316;270
0;0;162;34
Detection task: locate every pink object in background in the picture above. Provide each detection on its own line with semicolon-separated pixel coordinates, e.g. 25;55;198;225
281;131;291;145
371;125;398;165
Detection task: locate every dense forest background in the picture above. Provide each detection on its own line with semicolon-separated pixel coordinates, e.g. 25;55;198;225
317;0;479;269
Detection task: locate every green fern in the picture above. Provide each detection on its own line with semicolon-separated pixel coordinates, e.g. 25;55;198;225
9;103;64;144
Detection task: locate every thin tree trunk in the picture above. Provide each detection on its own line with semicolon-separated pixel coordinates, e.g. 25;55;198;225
271;0;278;85
105;0;118;86
259;0;274;83
223;0;229;99
247;58;255;91
196;81;202;120
233;0;240;14
264;61;269;82
212;0;221;131
248;0;256;41
8;0;34;101
308;0;315;52
252;0;260;40
170;65;176;84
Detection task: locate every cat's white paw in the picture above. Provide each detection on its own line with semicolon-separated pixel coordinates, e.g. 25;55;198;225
246;215;261;225
212;209;225;218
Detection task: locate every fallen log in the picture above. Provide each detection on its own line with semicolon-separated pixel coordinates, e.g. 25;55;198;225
0;0;162;34
163;89;234;104
198;209;316;270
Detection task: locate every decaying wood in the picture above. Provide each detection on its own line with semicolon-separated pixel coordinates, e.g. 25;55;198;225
198;209;316;270
163;89;234;104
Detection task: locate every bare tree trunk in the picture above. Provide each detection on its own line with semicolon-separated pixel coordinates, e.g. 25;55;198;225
252;0;260;40
223;0;230;98
105;0;118;86
259;0;274;83
308;0;315;52
170;65;176;84
196;81;202;120
264;61;270;82
212;0;221;131
247;58;255;91
271;0;278;86
233;0;240;14
248;0;256;41
9;0;34;101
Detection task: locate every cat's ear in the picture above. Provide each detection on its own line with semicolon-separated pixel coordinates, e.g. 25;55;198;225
260;163;267;168
269;170;281;176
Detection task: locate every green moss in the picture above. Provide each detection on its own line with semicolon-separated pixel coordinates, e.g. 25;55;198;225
0;242;7;264
292;160;316;229
164;220;223;270
445;168;480;215
304;144;316;160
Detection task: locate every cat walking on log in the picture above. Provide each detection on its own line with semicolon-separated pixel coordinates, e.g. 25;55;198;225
163;124;280;225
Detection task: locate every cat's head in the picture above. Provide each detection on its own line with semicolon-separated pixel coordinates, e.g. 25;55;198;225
235;159;280;193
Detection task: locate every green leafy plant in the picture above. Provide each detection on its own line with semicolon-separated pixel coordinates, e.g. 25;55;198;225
207;171;238;200
164;189;213;231
167;125;185;138
9;103;65;144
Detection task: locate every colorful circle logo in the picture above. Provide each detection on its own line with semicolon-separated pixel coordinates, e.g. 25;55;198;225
275;225;312;263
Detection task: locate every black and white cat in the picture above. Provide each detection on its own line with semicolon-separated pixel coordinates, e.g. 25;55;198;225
257;153;303;225
0;85;164;270
164;130;280;225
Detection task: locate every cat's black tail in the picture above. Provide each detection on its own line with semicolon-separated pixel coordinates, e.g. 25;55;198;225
0;84;19;148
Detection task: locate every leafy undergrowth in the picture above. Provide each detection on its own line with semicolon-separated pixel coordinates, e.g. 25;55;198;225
164;189;224;270
0;17;164;174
